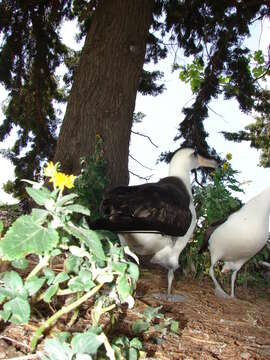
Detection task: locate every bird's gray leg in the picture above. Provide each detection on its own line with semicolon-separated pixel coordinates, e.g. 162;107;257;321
209;264;230;299
167;268;174;295
230;270;238;298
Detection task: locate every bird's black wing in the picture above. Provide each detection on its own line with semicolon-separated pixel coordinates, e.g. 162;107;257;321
91;176;192;236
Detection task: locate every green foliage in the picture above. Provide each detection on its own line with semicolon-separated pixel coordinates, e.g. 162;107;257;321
112;336;143;360
43;327;104;360
180;156;243;277
74;136;108;221
0;166;140;358
179;58;205;94
132;306;179;336
1;1;270;196
221;49;270;167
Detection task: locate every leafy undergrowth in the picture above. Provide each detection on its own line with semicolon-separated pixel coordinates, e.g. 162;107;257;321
0;269;269;360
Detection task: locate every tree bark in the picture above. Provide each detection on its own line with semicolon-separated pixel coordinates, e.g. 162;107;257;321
54;0;154;187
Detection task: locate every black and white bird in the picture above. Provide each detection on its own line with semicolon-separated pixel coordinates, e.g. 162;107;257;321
91;147;218;298
200;187;270;298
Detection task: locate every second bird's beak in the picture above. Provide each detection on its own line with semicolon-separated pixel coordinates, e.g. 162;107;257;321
198;154;218;169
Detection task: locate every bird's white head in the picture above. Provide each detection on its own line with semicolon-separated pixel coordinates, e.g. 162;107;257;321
168;147;218;188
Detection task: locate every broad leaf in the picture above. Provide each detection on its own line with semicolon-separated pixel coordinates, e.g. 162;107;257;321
129;347;138;360
130;338;142;350
2;271;27;298
56;193;78;207
65;224;106;260
44;284;59;303
11;258;29;270
44;338;73;360
64;255;82;274
0;215;59;260
127;262;139;282
0;309;11;321
26;186;51;206
30;208;50;225
64;204;90;216
25;276;46;296
132;320;149;334
3;297;30;324
54;272;69;285
170;320;179;333
111;262;127;274
44;268;56;285
71;332;103;355
117;275;131;301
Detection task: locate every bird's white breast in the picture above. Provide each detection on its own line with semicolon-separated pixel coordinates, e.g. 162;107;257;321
209;208;269;262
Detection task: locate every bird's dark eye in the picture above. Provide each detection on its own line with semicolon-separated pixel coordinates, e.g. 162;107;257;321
193;149;198;157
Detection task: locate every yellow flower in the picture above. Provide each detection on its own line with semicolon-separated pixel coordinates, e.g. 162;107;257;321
44;161;59;178
223;162;229;171
53;172;76;192
226;153;232;161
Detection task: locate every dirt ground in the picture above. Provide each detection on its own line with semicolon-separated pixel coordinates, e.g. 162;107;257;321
0;268;269;360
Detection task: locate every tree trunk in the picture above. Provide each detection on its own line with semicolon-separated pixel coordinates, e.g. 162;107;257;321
54;0;154;187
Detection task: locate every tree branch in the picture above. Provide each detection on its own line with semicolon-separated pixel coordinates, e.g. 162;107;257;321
129;154;154;170
131;130;158;148
129;170;153;181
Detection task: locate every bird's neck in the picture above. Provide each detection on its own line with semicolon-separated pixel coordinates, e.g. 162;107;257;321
168;165;192;196
248;186;270;214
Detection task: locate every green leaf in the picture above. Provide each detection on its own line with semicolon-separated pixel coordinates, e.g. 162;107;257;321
170;320;179;333
129;347;138;360
128;262;139;282
117;275;131;301
44;268;56;285
26;186;51;206
132;320;149;334
11;258;29;270
71;332;103;355
44;338;73;360
130;338;142;350
54;272;69;285
65;224;106;260
64;204;90;216
64;255;82;274
0;309;11;321
3;297;30;324
2;271;27;298
111;262;127;274
30;208;50;225
43;284;59;302
0;215;59;260
68;270;95;292
25;276;46;296
56;193;78;207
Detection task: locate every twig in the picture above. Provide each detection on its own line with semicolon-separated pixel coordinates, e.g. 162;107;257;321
26;255;50;280
129;170;153;181
129;154;154;170
30;283;103;352
0;335;31;351
131;130;158;148
207;104;226;121
7;353;43;360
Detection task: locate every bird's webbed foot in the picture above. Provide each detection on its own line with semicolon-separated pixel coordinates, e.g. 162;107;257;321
214;286;231;299
152;292;185;302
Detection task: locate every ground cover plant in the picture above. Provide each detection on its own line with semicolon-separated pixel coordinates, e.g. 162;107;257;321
0;162;182;359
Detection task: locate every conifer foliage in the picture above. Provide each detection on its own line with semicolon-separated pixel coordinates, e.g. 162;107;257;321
0;1;269;197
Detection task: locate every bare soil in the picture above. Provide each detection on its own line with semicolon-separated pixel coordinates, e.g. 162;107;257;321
0;268;269;360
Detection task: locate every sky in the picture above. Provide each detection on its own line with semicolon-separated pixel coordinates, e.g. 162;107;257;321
0;17;269;205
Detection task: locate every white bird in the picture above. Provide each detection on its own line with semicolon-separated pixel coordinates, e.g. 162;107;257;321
200;187;270;298
91;147;217;299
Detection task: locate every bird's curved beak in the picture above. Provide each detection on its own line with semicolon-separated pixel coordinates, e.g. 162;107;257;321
198;154;218;169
